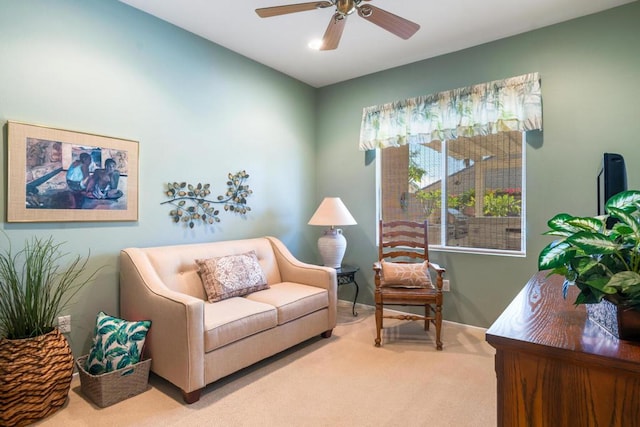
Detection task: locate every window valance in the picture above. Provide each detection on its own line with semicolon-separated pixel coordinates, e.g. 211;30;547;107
358;72;542;151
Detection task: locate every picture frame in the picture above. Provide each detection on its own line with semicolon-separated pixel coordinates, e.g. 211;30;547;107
7;121;139;222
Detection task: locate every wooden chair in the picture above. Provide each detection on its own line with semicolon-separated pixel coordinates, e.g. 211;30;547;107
373;220;446;350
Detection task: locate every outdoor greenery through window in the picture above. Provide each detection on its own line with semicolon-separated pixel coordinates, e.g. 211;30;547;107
379;131;525;254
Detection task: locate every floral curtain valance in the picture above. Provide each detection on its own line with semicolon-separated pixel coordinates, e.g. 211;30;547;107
358;72;542;151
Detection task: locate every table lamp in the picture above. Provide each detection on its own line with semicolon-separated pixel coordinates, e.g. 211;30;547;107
308;197;357;268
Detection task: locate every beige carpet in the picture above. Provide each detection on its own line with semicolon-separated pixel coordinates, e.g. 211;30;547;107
35;302;497;427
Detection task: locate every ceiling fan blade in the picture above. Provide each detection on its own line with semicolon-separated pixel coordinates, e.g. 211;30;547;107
357;5;420;40
319;13;347;51
256;1;333;18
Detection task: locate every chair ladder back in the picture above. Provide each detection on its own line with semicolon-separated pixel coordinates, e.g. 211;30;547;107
379;220;429;263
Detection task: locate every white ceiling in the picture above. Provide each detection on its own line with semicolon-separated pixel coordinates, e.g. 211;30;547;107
119;0;634;88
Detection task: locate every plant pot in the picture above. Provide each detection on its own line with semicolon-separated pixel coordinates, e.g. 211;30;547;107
586;298;640;341
0;328;74;426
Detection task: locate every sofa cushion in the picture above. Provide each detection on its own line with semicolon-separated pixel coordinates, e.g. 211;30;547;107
196;251;269;302
204;297;277;352
245;282;328;325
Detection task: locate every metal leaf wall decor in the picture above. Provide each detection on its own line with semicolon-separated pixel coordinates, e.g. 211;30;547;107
161;170;252;228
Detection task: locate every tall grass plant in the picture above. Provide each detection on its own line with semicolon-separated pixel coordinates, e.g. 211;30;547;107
0;233;98;339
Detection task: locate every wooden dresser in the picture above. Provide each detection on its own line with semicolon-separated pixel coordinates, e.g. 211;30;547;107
486;271;640;427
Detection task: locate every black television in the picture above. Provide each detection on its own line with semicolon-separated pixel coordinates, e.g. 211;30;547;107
597;152;627;226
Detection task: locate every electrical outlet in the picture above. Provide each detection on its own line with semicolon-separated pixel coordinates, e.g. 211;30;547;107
442;279;450;292
58;315;71;334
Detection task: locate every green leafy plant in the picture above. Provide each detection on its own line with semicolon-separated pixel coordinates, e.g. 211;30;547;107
408;148;427;192
538;190;640;309
459;189;476;209
483;190;521;217
416;188;477;215
161;170;252;229
416;189;442;215
0;234;98;339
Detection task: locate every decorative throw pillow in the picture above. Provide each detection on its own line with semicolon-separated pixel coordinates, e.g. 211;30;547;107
85;311;151;375
380;260;432;288
196;250;269;302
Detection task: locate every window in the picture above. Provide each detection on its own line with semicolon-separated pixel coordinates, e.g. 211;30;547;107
362;73;541;255
379;131;525;255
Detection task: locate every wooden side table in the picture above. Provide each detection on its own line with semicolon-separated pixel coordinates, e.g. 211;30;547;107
335;265;360;316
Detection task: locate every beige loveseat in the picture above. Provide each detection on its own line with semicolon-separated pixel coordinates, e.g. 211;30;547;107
119;236;337;403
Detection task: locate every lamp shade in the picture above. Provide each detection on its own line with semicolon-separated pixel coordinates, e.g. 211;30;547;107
308;197;356;268
308;197;357;226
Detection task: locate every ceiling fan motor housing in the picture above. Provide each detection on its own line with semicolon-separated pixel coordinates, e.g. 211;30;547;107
336;0;357;16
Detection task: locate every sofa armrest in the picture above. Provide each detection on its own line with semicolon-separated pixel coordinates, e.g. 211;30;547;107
265;236;337;328
120;248;205;393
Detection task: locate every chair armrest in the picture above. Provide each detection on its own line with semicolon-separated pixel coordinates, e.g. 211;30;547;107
265;236;337;328
427;261;446;291
120;248;205;393
372;262;382;289
428;262;446;275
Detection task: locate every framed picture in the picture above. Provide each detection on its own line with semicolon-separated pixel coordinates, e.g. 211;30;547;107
7;121;139;222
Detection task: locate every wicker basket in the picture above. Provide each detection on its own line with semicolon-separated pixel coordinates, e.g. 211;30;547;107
0;328;74;426
76;355;151;408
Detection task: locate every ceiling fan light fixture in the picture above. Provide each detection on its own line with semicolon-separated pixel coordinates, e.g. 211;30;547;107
308;39;324;50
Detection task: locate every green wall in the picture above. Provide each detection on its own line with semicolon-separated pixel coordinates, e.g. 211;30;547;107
0;0;318;356
1;0;639;358
315;1;640;327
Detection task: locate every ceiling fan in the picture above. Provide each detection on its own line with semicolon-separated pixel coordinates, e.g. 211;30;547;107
255;0;420;51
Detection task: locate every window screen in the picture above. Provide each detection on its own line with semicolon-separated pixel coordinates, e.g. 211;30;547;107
380;131;524;254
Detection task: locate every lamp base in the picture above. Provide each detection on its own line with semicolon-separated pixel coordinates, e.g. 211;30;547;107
317;228;346;268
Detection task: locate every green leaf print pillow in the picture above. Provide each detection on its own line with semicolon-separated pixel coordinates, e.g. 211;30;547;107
85;311;151;375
